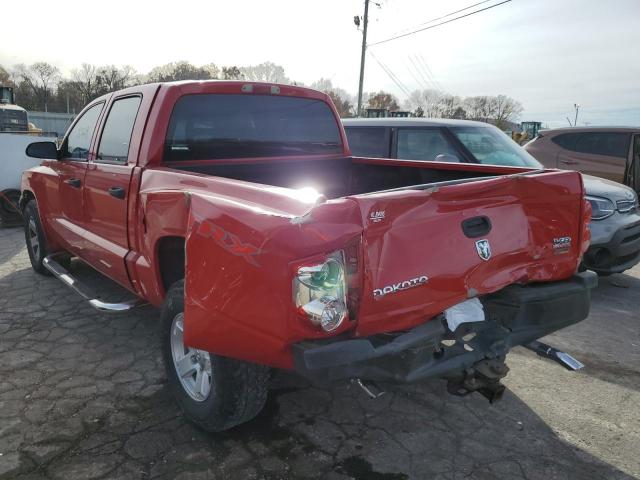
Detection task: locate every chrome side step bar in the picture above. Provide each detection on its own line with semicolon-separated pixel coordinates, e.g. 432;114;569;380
524;340;585;371
43;254;146;312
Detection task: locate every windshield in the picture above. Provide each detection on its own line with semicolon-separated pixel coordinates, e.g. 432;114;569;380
165;94;343;161
450;126;542;168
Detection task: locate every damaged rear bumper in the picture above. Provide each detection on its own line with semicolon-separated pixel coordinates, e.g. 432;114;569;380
292;272;597;384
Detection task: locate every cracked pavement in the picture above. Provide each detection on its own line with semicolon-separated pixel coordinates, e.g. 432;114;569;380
0;225;638;479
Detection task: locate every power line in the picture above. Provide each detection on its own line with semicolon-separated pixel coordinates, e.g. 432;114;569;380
369;50;412;97
404;58;431;91
414;0;496;28
367;0;513;47
416;54;444;91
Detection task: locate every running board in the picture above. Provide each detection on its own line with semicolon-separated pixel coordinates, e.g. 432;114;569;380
524;340;584;371
43;254;146;312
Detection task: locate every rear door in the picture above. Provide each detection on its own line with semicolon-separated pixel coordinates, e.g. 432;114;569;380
48;102;104;252
557;132;630;182
81;95;142;287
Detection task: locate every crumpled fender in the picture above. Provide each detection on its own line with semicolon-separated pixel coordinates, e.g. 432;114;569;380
183;191;363;369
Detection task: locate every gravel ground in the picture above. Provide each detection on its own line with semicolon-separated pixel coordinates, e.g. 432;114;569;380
0;225;638;480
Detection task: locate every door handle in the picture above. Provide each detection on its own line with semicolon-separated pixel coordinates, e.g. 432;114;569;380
560;159;577;165
108;186;126;199
64;178;81;188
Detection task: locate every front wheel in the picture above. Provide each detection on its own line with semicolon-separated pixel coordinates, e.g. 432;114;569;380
161;280;270;432
23;199;51;275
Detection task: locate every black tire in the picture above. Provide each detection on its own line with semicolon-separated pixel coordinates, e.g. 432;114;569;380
23;199;51;275
161;280;270;432
0;189;21;221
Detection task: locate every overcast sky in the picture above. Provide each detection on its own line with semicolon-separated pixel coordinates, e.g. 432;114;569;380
2;0;638;127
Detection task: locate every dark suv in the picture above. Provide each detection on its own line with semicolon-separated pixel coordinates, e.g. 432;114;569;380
343;118;640;275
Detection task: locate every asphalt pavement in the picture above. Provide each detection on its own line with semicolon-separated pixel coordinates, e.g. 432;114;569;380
0;225;638;480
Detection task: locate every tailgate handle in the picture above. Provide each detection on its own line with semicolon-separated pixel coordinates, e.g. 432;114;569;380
462;216;492;238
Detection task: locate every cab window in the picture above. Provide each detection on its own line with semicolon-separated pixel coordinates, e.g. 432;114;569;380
396;128;459;161
97;96;142;164
344;127;389;158
61;103;103;160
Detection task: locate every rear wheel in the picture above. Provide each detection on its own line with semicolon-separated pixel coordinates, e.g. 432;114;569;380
161;280;270;432
23;199;51;275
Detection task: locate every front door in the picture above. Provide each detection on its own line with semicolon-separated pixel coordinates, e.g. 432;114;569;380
49;102;104;253
81;95;142;288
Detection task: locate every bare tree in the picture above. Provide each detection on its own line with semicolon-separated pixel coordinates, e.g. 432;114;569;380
97;65;137;92
147;61;214;82
12;62;60;110
490;94;523;129
72;63;101;105
310;78;355;117
240;62;289;84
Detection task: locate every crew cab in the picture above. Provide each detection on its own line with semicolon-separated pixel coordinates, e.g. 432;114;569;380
22;81;595;432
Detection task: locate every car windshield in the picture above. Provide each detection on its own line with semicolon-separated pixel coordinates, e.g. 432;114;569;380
165;94;343;161
450;126;542;168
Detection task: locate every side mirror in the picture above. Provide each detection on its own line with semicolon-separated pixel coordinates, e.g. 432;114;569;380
26;141;59;160
435;153;461;163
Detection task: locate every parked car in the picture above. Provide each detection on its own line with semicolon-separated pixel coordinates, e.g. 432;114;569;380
343;118;640;275
524;127;640;194
21;82;594;432
0;132;56;225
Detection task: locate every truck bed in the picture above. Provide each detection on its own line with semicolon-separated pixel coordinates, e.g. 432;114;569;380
168;155;512;199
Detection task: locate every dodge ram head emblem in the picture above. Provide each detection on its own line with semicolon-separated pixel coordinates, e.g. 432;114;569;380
475;239;491;261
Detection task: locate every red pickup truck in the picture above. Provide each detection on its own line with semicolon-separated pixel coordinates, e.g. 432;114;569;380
21;81;595;431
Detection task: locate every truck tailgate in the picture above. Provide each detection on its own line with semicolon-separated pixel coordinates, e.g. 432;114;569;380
350;170;588;336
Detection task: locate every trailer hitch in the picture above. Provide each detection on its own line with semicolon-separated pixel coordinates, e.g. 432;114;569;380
524;340;584;371
446;355;509;403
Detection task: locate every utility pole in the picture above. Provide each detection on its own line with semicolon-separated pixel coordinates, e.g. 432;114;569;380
574;103;580;127
356;0;369;117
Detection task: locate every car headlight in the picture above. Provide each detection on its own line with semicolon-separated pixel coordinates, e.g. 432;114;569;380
294;252;347;332
585;195;615;220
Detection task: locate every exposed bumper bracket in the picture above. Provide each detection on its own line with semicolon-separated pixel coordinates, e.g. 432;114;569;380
43;253;146;312
523;340;584;371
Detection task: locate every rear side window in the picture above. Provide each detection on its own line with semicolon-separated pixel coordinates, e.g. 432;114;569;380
397;128;459;161
575;132;630;158
62;102;103;160
97;96;142;164
344;127;389;158
551;132;580;150
552;132;631;158
164;94;342;161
